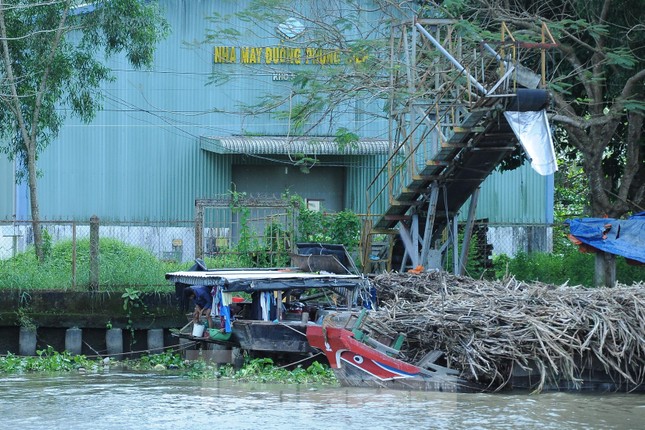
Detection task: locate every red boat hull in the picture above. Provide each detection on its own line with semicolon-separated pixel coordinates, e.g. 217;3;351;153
306;325;483;393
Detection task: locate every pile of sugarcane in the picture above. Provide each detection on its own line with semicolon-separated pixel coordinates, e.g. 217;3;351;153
370;271;645;392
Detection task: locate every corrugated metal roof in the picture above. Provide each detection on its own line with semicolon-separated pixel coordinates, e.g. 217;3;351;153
200;136;389;155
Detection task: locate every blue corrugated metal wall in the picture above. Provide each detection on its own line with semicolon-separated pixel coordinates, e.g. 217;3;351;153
31;0;394;221
6;0;550;224
36;1;262;221
0;157;12;217
465;164;553;224
346;154;389;217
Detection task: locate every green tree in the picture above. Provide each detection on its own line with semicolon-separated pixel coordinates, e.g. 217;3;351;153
459;0;644;216
448;0;644;286
0;0;169;261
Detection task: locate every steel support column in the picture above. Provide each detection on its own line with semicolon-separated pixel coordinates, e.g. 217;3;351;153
420;182;440;268
399;222;419;270
457;188;481;276
452;216;459;274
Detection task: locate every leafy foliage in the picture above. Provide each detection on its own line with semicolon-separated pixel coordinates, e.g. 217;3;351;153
232;357;337;385
0;0;170;160
296;204;361;252
124;351;187;370
554;162;590;221
204;193;362;269
0;347;95;373
435;0;644;286
0;0;169;261
334;127;360;152
261;219;292;267
456;0;644;218
0;350;338;385
121;287;150;344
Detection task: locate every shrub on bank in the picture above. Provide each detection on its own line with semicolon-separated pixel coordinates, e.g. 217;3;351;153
492;251;644;286
2;236;642;291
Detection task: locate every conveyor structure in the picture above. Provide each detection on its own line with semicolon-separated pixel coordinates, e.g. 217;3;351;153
362;19;557;274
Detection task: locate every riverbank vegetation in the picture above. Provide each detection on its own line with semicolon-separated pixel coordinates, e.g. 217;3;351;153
0;347;95;373
492;250;644;287
1;233;642;292
0;348;338;386
0;195;642;291
0;237;180;292
0;197;365;291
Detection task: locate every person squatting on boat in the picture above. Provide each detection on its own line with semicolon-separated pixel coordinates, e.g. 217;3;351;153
184;285;214;328
184;285;235;341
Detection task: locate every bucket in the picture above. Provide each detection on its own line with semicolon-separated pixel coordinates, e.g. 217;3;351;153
192;323;205;337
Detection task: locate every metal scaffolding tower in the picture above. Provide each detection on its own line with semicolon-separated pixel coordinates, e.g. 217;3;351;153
362;19;556;274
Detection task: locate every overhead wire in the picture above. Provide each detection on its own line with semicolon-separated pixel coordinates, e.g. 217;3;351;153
62;89;386;170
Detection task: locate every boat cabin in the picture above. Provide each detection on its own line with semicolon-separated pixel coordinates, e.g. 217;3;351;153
165;244;375;355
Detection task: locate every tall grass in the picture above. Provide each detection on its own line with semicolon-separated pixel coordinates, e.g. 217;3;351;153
493;251;645;287
0;238;187;292
1;238;642;291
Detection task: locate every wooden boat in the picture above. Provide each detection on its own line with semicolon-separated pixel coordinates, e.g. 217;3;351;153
306;311;485;393
166;244;374;359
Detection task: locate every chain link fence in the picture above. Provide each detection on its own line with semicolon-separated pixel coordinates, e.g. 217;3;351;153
0;219;193;290
0;195;300;290
3;216;640;289
1;215;570;290
0;219;196;262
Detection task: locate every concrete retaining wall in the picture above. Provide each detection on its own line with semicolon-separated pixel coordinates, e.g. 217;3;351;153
0;290;186;357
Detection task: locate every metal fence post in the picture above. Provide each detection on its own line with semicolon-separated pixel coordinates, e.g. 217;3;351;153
72;221;77;289
90;215;99;291
195;201;204;260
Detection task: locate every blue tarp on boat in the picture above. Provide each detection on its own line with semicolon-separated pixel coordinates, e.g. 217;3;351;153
566;212;645;264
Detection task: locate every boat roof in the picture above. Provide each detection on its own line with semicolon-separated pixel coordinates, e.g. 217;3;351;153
165;268;369;293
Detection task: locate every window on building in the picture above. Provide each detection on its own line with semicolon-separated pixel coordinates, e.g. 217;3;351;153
306;199;322;212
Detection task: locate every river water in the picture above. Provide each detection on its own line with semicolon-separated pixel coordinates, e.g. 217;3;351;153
1;372;643;430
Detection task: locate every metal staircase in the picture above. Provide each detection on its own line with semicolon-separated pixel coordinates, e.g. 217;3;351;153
362;19;556;274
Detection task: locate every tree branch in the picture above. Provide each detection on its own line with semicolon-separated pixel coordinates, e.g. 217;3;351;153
620;68;645;102
28;2;71;145
0;0;31;148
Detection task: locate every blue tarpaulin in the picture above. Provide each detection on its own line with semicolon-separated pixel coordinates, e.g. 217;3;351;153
566;212;645;264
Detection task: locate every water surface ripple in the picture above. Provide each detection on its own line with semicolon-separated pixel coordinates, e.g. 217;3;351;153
1;373;642;429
